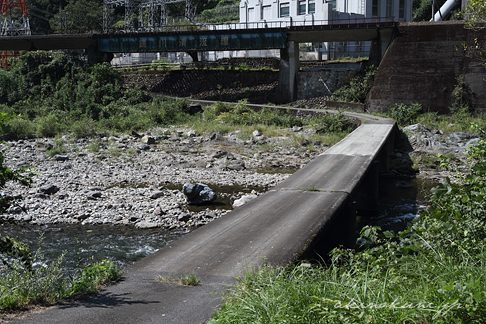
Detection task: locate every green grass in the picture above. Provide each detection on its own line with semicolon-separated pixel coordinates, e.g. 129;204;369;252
209;243;486;323
156;274;201;286
0;237;121;311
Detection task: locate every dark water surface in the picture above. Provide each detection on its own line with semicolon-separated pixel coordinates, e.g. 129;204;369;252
0;177;436;271
357;177;436;233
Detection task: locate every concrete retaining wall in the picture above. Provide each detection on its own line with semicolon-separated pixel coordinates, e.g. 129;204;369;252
367;22;486;114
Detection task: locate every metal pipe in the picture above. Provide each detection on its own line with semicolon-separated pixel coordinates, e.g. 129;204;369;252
431;0;461;21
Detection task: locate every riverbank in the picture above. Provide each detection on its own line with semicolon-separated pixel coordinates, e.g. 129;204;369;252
1;125;328;228
2;119;478;229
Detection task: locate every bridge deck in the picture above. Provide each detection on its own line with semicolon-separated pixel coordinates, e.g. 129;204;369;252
16;110;396;324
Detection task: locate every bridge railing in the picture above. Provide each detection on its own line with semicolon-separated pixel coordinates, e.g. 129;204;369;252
0;17;397;38
101;17;397;34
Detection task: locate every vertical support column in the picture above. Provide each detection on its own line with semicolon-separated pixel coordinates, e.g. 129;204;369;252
369;28;382;66
277;41;299;103
340;200;357;249
356;160;379;214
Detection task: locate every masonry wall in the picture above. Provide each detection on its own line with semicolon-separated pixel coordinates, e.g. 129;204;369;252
367;22;486;114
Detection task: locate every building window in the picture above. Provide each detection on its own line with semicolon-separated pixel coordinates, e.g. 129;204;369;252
386;0;393;17
372;0;380;17
298;0;306;15
309;0;316;13
248;8;254;21
399;0;405;19
280;2;290;17
327;0;336;11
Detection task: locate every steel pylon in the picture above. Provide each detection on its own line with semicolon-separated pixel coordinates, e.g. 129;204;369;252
103;0;193;33
1;0;31;68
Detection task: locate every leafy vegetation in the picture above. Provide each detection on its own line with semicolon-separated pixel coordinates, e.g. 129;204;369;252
210;126;486;323
331;65;377;104
388;102;422;126
0;240;121;311
157;274;201;286
0;51;194;140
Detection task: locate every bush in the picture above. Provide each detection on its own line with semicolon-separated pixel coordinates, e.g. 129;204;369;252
332;65;377;103
388;102;422;126
35;114;61;138
2;116;35;140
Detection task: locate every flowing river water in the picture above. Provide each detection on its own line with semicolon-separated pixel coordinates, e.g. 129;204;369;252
0;177;436;271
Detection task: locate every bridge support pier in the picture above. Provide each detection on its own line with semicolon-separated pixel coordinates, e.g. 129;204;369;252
87;46;113;65
356;160;380;214
277;41;299;103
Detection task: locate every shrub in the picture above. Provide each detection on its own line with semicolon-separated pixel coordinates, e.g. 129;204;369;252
332;65;377;103
3;116;35;140
388;102;422;126
35;114;61;138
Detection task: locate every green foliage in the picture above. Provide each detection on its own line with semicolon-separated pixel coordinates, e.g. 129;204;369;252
204;100;304;128
331;65;377;103
211;127;486;323
450;75;472;117
157;274;201;286
464;0;486;26
69;260;121;296
0;245;121;311
49;0;103;32
314;111;357;134
388;102;422;126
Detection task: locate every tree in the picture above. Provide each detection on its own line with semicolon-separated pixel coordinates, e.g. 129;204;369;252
464;0;486;27
463;0;486;68
49;0;103;32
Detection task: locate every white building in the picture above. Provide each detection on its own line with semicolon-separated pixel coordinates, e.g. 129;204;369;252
240;0;413;58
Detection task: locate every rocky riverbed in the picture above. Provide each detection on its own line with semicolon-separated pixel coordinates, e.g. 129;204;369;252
0;125;328;229
1;119;481;230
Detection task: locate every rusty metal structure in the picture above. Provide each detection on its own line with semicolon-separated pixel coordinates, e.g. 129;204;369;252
0;0;30;67
103;0;195;33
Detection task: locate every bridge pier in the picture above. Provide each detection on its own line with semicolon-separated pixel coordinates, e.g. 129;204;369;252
87;46;113;65
277;41;299;103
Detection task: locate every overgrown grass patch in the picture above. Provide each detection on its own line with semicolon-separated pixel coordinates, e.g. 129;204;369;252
0;235;121;311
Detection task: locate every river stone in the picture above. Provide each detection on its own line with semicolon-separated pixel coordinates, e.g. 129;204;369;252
136;221;159;229
150;191;165;199
39;184;59;195
229;130;242;137
396;181;412;189
154;206;165;215
141;135;156;144
183;183;217;205
447;132;478;143
232;194;258;208
137;144;151;151
55;154;69;161
86;191;102;199
178;213;191;222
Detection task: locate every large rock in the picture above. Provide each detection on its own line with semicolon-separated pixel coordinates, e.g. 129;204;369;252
232;194;258;208
182;183;217;205
39;184;59;195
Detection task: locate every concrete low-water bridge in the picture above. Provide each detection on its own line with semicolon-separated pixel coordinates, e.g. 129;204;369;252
0;18;397;102
15;103;398;324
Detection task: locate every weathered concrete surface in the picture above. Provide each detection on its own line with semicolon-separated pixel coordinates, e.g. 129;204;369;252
367;22;486;114
13;110;396;324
